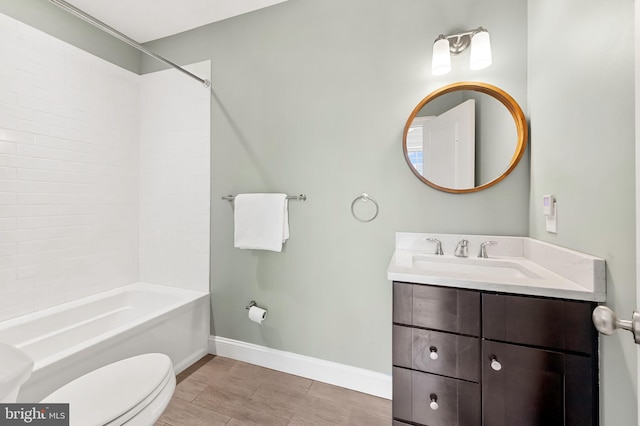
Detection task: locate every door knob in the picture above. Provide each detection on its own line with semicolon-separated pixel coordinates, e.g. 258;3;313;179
593;306;640;344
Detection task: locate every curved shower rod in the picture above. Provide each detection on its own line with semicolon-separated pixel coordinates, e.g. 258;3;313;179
48;0;211;88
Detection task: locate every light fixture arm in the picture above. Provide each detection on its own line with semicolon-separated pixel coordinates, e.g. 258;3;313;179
436;27;487;55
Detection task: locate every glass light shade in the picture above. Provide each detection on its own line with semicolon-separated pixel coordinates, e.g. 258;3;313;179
470;30;492;70
431;37;451;75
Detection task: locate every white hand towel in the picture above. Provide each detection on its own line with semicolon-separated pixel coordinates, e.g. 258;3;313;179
234;193;289;252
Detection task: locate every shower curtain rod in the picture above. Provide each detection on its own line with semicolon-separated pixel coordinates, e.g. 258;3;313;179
48;0;211;88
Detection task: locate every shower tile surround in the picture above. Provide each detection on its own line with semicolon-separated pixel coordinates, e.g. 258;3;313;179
139;62;211;292
0;13;211;320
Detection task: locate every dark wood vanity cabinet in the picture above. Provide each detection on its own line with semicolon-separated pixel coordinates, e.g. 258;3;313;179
392;282;598;426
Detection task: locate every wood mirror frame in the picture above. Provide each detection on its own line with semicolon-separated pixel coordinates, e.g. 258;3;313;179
403;81;528;194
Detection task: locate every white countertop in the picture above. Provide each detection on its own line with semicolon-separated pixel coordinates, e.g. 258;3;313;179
387;233;606;302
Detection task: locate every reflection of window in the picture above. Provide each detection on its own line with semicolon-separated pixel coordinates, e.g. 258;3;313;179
407;118;431;175
407;148;423;174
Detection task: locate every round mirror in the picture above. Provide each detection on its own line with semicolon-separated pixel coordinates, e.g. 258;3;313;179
403;82;527;193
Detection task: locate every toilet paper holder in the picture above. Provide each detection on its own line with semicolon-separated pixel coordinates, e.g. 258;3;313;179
245;300;268;324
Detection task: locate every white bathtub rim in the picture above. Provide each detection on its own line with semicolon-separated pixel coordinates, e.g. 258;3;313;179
0;282;207;330
0;282;209;371
35;298;207;371
17;294;210;403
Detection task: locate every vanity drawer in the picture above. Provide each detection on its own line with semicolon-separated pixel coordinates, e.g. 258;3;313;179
393;282;480;336
482;293;597;355
393;325;479;382
393;367;480;426
393;367;412;421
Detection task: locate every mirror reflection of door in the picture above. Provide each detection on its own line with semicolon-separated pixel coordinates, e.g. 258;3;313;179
409;100;475;189
402;82;527;194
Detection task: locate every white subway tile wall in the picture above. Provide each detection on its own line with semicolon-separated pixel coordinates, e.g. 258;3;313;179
0;12;211;320
139;63;211;292
0;13;140;320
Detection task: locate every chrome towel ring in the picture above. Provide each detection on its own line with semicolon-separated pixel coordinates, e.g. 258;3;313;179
351;193;379;223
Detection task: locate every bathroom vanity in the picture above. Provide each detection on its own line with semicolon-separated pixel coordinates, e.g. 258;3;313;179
388;233;605;426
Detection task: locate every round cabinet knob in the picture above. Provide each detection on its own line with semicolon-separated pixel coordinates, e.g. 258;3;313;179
429;346;438;360
490;356;502;371
429;394;438;410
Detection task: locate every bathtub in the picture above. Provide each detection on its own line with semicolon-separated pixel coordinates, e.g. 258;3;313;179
0;282;210;402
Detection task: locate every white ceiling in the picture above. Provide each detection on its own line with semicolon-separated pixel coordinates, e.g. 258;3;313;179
65;0;288;43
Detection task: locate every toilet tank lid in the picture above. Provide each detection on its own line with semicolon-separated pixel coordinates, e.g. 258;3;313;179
41;353;173;424
0;343;34;399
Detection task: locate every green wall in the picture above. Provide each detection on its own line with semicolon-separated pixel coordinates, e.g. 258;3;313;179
142;0;529;373
0;0;140;73
2;0;636;424
528;1;636;424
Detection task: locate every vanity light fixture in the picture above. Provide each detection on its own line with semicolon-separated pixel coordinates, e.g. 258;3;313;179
431;27;492;75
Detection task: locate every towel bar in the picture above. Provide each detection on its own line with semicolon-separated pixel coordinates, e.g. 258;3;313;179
221;194;307;202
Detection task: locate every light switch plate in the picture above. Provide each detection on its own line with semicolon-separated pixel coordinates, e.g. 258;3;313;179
545;200;557;233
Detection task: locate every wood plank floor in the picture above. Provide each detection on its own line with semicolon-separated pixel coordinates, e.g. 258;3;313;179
155;355;391;426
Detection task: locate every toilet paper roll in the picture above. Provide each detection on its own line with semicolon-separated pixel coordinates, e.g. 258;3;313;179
248;305;267;324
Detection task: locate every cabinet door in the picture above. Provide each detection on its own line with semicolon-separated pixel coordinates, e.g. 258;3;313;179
482;341;595;426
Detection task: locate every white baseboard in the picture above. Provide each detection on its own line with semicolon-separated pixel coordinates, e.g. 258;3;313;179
208;336;392;399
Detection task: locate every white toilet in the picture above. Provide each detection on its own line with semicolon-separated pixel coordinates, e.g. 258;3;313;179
0;343;176;425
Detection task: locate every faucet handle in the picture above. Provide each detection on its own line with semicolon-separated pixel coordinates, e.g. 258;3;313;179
478;241;498;258
426;238;444;255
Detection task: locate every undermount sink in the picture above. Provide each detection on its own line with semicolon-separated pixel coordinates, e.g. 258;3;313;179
412;255;543;280
387;233;606;302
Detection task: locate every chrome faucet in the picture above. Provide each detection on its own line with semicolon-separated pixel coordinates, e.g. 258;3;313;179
454;239;468;258
478;241;498;258
426;238;443;255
